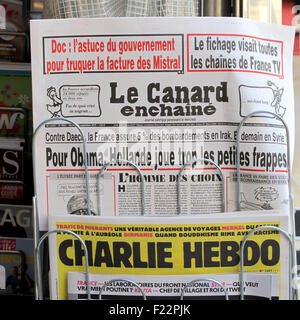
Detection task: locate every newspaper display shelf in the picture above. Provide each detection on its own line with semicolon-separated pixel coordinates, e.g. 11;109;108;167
29;0;295;301
32;110;297;300
3;0;297;303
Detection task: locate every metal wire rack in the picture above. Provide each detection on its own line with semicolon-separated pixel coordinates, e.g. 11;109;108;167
31;112;297;300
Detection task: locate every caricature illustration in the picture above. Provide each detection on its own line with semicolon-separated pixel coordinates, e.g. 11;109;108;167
239;81;286;118
239;192;263;210
67;195;96;216
46;87;63;117
254;186;279;210
267;81;285;117
239;186;279;211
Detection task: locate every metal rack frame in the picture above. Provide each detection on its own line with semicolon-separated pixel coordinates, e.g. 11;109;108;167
180;278;229;300
98;159;146;216
99;278;146;300
177;157;226;215
32;112;297;300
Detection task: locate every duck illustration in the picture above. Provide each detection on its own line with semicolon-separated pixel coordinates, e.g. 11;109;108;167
46;87;63;117
267;81;286;117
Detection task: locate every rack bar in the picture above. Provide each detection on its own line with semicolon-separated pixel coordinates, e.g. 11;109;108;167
98;159;146;216
180;277;229;300
35;229;91;300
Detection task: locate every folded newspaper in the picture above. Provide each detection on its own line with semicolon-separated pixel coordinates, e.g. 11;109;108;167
48;211;290;300
30;17;296;231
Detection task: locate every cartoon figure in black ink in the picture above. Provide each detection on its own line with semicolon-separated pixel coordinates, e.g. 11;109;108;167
240;187;279;211
67;195;96;216
46;87;63;117
267;81;285;117
254;186;279;210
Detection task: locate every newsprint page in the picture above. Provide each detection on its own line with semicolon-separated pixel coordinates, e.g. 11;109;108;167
48;212;290;300
30;17;295;232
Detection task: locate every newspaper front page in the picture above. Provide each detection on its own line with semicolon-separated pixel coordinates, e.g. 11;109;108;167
30;17;295;231
48;212;289;300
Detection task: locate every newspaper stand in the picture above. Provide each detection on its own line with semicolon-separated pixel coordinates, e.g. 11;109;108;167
31;118;230;300
31;113;298;300
236;111;298;300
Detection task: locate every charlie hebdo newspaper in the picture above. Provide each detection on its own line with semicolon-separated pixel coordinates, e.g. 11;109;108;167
48;212;289;300
30;17;295;230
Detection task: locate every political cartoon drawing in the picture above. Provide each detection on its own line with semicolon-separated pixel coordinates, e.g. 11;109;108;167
46;87;63;117
267;81;285;117
239;81;285;118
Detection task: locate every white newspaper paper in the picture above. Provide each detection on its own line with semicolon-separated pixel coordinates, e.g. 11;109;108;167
68;272;276;300
30;17;295;230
